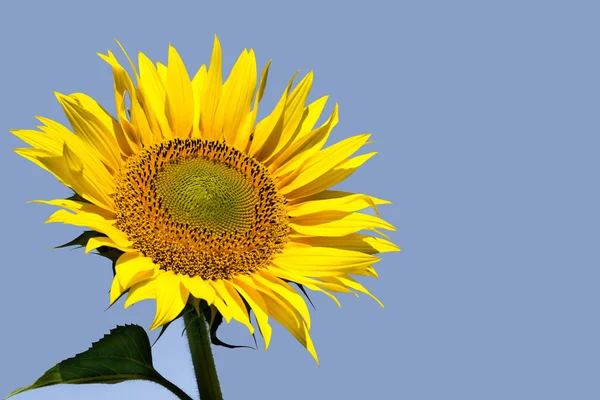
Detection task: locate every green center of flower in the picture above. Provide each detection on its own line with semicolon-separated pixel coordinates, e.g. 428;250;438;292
113;138;289;280
154;158;257;235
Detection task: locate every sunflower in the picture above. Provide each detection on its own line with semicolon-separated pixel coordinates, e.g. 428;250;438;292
12;36;398;363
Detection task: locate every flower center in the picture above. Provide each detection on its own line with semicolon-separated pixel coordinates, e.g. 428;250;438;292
154;158;257;234
113;138;289;280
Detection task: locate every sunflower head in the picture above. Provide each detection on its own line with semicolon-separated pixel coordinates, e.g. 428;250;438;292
12;36;399;364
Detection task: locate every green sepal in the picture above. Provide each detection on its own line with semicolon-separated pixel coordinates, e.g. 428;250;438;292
202;304;254;350
65;192;91;203
54;231;106;249
152;319;176;348
54;229;124;275
94;246;125;272
152;305;194;347
5;325;190;400
53;223;123;267
170;302;253;351
293;282;316;310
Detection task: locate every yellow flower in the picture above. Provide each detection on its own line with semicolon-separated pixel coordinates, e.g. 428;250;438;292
12;37;398;363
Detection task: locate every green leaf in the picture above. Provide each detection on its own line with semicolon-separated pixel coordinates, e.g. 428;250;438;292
5;325;192;400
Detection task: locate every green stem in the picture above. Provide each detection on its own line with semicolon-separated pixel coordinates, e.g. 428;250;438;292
183;311;223;400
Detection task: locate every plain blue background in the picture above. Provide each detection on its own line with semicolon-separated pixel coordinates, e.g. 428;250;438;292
1;1;599;399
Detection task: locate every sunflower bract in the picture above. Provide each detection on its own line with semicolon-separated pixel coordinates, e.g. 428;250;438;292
12;36;399;364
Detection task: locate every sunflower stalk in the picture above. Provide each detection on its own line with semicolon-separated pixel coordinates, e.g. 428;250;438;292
184;311;223;400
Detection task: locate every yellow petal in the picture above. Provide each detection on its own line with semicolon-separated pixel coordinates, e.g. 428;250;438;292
105;46;158;146
156;62;168;83
253;271;311;329
267;265;359;294
223;280;256;330
235;104;257;151
290;211;395;237
249;73;297;160
97;50;141;153
263;72;314;163
35;147;114;212
45;209;131;248
68;93;130;162
115;39;139;81
115;251;159;291
307;286;341;307
266;95;328;168
266;266;350;307
271;103;338;175
332;275;384;308
199;36;223;140
257;286;318;364
138;52;171;140
131;88;161;146
280;134;371;194
181;277;234;324
110;275;126;305
191;64;207;137
212;279;254;334
14;148;58;180
290;234;400;255
288;191;391;217
284;152;376;200
256;59;271;103
229;59;271;151
166;45;194;138
35;119;114;186
85;236;130;254
31;198;114;220
212;50;256;144
56;93;122;172
14;118;116;209
271;246;380;277
12;129;61;155
181;275;216;305
231;276;272;350
125;271;189;330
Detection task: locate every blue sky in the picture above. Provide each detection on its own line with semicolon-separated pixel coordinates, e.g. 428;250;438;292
1;1;599;399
